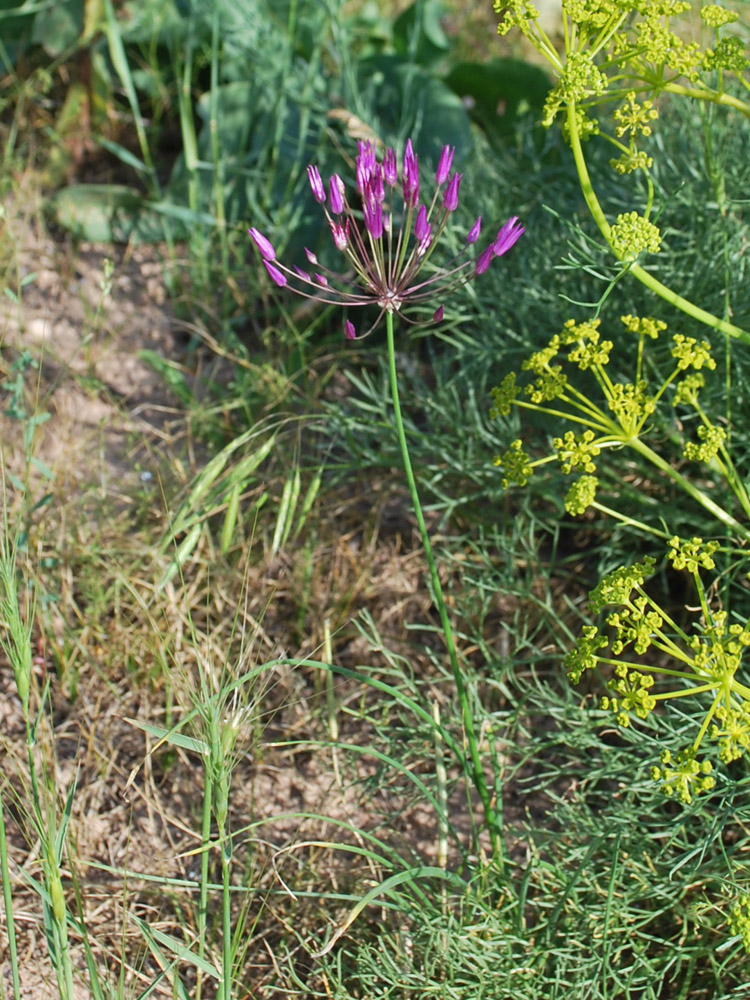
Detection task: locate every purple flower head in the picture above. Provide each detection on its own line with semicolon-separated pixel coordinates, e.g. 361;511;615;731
307;165;326;204
442;172;462;212
435;145;455;185
493;216;525;257
249;227;276;261
250;140;525;339
466;217;482;244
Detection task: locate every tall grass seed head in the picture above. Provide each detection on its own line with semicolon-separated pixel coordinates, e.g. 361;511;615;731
250;141;524;339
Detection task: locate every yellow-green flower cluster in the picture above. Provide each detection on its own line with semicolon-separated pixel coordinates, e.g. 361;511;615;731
650;748;715;804
563;0;618;28
489;373;520;418
621;313;666;340
493;439;534;488
729;895;750;953
607;598;664;655
607;381;655;433
684;423;726;462
543;52;609;128
671;334;716;371
494;0;539;35
569;334;613;370
673;372;705;406
554;429;601;474
711;703;750;763
614;91;659;138
602;664;656;727
610;149;653;175
688;611;750;681
589;556;656;613
525;367;568;403
564;624;608;683
610;211;662;260
703;37;749;72
700;4;738;28
564;473;599;515
667;535;719;573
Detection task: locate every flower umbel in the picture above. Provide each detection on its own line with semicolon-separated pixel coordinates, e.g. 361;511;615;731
250;140;524;338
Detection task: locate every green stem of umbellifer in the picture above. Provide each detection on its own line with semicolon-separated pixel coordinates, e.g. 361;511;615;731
565;102;750;346
385;310;501;863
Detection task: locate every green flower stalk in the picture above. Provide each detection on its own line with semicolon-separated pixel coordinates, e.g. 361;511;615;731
251;139;525;860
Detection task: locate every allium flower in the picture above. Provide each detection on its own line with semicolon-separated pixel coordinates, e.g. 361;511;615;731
249;140;525;339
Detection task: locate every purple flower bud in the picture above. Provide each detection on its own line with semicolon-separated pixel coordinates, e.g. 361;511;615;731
383;147;398;186
466;216;482;244
264;260;287;286
442;172;462;212
369;164;385;204
356;141;376;192
475;245;494;275
329;175;345;214
493;216;525;257
249;227;276;261
307;165;326;204
315;273;329;286
414;204;431;243
331;220;349;251
432;305;444;323
345;320;357;340
363;196;383;240
435;145;455;185
402;139;419;207
304;247;318;265
294;265;311;281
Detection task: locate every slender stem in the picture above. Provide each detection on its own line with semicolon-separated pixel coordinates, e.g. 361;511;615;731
195;772;213;1000
0;790;22;1000
385;311;501;862
220;818;232;1000
565;103;750;345
628;436;750;542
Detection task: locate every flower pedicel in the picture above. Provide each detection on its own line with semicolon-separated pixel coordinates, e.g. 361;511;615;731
249;139;524;338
